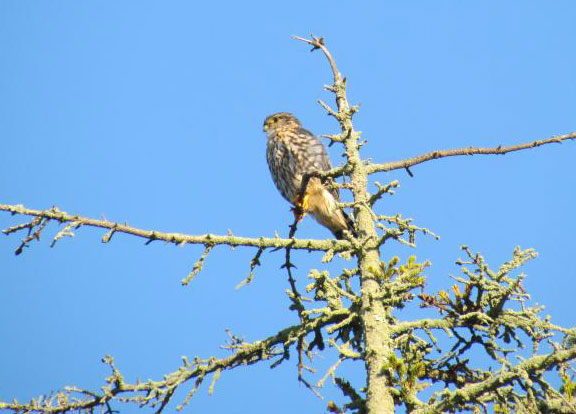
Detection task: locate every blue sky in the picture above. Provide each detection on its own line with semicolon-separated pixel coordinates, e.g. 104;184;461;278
1;1;575;413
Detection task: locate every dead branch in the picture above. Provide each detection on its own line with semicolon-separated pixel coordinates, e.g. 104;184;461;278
0;204;350;253
367;132;576;174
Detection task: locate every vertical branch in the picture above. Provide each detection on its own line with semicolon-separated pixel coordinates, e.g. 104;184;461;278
282;215;312;386
294;35;395;413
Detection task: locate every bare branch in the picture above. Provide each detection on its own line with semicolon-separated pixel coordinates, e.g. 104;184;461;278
236;246;265;289
367;132;576;174
0;204;350;252
181;244;214;286
293;35;342;86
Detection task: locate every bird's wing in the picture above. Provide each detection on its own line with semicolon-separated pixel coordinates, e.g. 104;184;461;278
296;127;340;201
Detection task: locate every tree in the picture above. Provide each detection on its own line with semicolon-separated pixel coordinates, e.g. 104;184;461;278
1;36;575;414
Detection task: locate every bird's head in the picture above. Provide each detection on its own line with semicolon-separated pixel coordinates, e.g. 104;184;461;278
263;112;301;133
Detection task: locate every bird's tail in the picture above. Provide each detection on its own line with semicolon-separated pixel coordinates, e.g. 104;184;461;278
303;178;356;240
333;210;356;240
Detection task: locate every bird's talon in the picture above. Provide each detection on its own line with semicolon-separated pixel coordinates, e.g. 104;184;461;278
291;206;306;222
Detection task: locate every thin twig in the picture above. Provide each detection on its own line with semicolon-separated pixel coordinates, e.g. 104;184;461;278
368;180;399;206
293;35;342;85
236;247;265;289
181;244;214;286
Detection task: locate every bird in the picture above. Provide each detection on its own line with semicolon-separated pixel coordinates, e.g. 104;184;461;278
263;112;355;239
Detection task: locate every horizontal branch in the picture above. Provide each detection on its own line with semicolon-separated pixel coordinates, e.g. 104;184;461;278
391;316;576;337
301;132;575;184
0;204;351;252
367;132;576;174
412;344;576;414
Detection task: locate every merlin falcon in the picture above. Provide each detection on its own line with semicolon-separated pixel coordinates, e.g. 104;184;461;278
263;112;354;239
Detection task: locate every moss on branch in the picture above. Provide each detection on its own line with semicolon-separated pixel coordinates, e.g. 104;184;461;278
0;204;351;253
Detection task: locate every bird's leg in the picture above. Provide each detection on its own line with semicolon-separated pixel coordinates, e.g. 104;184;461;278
291;196;307;222
292;173;314;222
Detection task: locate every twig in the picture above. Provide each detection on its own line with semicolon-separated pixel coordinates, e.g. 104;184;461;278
293;35;342;86
236;247;265;289
283;214;307;322
181;244;214;286
50;221;81;247
282;214;315;388
14;216;50;255
368;180;399;206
